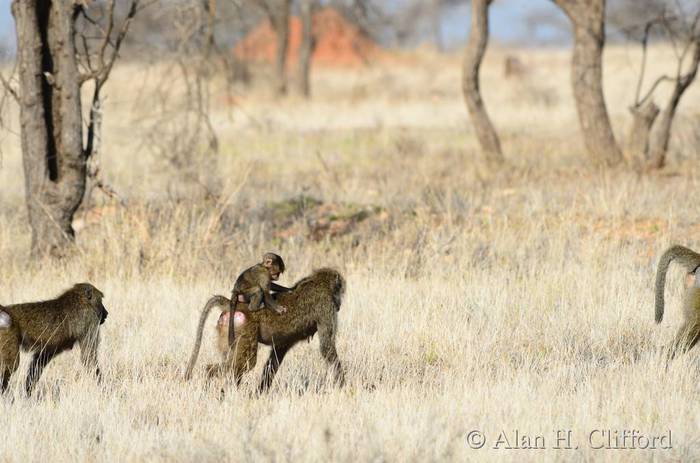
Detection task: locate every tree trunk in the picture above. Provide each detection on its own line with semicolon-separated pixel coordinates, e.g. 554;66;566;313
432;0;443;52
462;0;504;165
648;43;700;169
270;0;290;96
203;0;217;57
552;0;623;166
625;100;659;164
297;0;317;98
12;0;85;258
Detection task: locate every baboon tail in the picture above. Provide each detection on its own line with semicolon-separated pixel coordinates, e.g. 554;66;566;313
655;245;700;323
184;295;230;380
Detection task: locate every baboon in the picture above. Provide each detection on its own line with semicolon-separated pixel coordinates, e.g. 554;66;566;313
185;268;345;391
654;245;700;357
231;253;289;314
0;283;108;396
229;252;290;347
504;55;526;78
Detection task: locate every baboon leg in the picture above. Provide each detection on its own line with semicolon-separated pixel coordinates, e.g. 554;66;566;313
208;322;259;387
228;302;248;350
205;363;226;379
0;343;19;394
669;323;700;360
228;324;259;386
318;322;345;387
0;316;19;394
80;329;102;381
25;348;61;396
1;371;9;394
259;344;290;392
1;354;19;394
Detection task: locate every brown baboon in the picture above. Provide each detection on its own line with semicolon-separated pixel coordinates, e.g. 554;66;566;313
229;252;290;348
185;268;345;391
654;245;700;357
0;283;108;396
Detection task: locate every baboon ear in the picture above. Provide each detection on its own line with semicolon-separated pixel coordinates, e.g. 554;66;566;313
84;286;94;300
263;256;273;267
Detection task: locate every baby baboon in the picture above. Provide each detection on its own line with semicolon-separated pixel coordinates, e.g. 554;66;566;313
185;268;346;391
654;245;700;357
229;253;290;347
0;283;108;396
231;252;289;314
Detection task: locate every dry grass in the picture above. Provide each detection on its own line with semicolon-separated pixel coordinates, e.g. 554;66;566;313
1;45;700;462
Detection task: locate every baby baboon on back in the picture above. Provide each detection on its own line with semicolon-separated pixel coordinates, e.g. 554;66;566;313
0;283;109;396
185;268;346;391
231;252;290;314
229;253;290;346
655;245;700;357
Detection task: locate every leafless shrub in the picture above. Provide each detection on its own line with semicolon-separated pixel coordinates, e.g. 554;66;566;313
136;1;223;201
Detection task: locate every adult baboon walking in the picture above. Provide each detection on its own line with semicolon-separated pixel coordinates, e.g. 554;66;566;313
185;268;346;391
0;283;108;396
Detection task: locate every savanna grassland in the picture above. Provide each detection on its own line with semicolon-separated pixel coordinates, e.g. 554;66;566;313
1;44;700;462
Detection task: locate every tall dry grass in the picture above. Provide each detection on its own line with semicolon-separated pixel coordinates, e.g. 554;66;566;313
1;45;700;461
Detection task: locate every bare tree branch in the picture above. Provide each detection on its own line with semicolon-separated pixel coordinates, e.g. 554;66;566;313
633;21;654;105
83;0;140;160
625;1;700;169
0;71;19;103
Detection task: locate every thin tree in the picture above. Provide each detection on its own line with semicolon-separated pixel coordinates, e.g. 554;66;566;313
11;1;139;258
431;0;444;51
298;0;318;98
256;0;291;96
462;0;504;165
627;10;700;169
649;51;700;168
551;0;623;166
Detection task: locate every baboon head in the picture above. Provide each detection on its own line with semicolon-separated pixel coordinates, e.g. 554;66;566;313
73;283;109;325
324;268;345;311
262;252;285;281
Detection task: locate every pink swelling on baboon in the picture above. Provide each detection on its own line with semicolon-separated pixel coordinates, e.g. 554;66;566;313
216;311;245;329
233;311;246;329
0;311;10;329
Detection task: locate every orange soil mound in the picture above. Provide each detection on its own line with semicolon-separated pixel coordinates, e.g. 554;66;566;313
234;7;382;68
